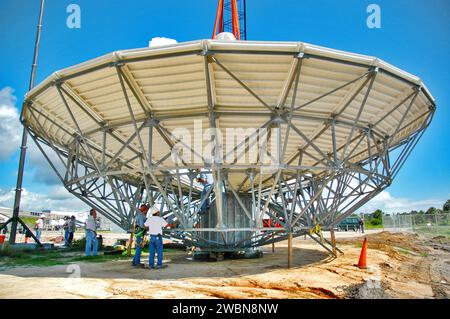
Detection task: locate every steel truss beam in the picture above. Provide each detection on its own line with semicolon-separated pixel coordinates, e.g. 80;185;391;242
23;48;435;253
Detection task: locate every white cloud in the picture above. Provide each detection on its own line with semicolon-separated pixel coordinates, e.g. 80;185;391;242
0;87;21;159
0;186;89;212
0;86;89;213
0;86;64;185
358;190;445;214
148;37;177;47
27;141;65;185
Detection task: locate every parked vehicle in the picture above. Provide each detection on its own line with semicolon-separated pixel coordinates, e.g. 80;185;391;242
337;217;360;231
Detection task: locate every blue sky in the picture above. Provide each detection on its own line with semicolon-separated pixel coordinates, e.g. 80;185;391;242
0;0;448;213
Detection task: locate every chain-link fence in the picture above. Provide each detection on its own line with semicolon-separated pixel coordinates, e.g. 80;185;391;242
382;213;450;237
382;214;413;232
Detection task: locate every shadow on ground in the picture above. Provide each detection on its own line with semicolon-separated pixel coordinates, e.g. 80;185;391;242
0;246;333;281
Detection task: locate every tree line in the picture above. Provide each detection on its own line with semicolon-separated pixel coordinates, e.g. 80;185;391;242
362;199;450;227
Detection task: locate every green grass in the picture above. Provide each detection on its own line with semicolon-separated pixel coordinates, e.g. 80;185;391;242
19;216;38;228
0;239;186;269
0;248;131;269
0;250;68;268
365;224;384;230
69;253;130;263
397;247;417;256
413;226;450;238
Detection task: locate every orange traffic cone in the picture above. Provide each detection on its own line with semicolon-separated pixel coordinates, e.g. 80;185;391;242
357;237;367;269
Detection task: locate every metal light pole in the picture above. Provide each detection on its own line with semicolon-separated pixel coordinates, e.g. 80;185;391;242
8;0;46;245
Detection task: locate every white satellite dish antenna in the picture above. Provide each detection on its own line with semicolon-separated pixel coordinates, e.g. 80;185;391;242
215;32;236;41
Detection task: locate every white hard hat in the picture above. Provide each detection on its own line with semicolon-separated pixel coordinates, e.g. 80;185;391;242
40;214;46;219
146;206;160;218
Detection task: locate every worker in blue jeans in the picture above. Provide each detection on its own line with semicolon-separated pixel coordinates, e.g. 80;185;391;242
149;234;164;268
63;216;70;246
34;215;45;241
132;204;149;267
144;206;175;269
85;208;98;256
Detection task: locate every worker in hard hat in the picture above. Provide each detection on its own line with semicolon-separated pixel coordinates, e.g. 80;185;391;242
85;208;98;256
34;214;45;242
24;227;33;243
144;206;175;269
196;171;211;214
67;215;76;246
358;216;365;234
63;216;70;247
132;204;149;267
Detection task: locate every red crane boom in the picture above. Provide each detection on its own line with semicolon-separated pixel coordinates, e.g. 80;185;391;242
212;0;246;40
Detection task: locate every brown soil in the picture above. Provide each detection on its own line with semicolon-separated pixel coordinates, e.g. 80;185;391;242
0;231;449;299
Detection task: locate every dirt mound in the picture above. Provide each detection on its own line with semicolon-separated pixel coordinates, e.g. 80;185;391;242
1;231;448;299
210;278;341;299
430;236;450;245
338;231;427;256
345;280;392;299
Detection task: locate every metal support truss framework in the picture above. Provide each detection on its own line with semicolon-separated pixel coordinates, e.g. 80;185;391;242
22;43;435;253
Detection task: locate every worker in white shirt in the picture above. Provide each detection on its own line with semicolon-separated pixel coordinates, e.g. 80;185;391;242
85;208;98;256
144;206;175;269
34;215;45;241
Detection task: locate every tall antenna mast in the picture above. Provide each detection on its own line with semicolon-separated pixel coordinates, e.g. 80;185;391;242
8;0;46;245
212;0;247;40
